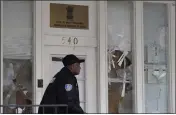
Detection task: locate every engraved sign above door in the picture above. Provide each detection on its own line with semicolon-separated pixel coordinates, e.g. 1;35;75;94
50;3;89;29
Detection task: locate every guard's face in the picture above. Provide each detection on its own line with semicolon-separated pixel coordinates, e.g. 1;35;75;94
72;63;81;75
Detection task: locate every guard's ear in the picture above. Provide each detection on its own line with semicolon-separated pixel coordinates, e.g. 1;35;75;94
68;64;74;70
67;64;71;69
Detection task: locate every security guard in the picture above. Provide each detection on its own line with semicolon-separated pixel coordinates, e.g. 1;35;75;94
38;54;85;114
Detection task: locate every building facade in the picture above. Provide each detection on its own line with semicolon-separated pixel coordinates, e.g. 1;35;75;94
0;1;175;113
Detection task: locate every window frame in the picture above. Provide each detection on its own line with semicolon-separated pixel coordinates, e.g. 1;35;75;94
98;1;175;113
0;1;39;113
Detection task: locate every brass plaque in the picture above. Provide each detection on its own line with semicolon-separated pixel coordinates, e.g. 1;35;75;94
50;3;89;29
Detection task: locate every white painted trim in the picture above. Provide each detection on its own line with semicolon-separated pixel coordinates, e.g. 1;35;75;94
43;35;97;48
97;1;108;113
32;1;36;113
0;1;3;113
3;55;31;60
143;1;175;4
33;1;42;113
167;3;175;113
133;1;145;113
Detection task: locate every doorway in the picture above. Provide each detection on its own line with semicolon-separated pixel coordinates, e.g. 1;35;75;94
41;46;97;113
51;56;86;111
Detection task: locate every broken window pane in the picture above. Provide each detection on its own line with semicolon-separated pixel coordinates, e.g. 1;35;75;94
2;1;33;113
3;59;32;113
107;1;133;113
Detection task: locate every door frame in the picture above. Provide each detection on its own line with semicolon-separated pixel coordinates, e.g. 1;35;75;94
34;1;98;113
33;1;42;110
98;1;175;113
42;46;97;113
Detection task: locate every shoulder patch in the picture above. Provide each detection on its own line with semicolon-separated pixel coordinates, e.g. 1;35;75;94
65;84;72;91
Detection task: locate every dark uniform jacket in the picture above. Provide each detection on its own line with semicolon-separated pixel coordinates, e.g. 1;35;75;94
38;67;85;114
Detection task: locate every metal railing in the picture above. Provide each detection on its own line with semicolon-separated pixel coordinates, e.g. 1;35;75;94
0;104;68;114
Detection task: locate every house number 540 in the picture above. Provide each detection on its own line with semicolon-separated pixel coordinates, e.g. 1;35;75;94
62;37;78;45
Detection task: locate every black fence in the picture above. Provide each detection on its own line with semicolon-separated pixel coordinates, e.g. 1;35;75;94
0;104;68;114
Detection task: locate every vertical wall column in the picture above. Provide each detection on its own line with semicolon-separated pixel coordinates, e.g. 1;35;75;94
33;1;43;113
97;1;108;113
132;1;145;113
168;2;175;113
0;1;3;112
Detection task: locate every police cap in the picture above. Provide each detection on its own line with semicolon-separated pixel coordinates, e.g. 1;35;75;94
62;54;84;66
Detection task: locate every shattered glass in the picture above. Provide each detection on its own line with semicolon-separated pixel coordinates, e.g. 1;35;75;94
2;1;33;113
3;59;32;113
107;1;133;113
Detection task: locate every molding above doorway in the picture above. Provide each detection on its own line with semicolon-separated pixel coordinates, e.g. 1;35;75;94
43;34;97;48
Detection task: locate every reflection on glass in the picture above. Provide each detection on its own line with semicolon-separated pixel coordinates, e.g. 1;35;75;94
143;3;168;113
107;1;133;113
3;1;33;113
3;59;32;113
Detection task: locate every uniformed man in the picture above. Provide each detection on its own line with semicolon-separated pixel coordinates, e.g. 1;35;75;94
38;54;85;114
